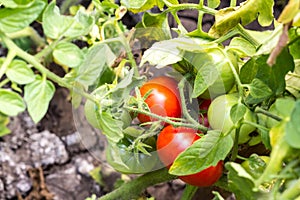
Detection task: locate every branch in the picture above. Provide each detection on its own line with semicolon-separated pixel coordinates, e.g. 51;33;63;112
98;168;177;200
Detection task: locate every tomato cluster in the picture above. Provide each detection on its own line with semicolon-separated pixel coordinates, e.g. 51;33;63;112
139;76;223;187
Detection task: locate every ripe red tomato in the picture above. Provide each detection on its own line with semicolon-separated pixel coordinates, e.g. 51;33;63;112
199;99;211;112
156;125;223;187
137;76;181;123
199;113;209;128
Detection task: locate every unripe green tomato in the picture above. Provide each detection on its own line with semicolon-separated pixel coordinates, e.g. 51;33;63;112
207;93;257;144
200;49;238;99
106;137;159;174
183;48;238;99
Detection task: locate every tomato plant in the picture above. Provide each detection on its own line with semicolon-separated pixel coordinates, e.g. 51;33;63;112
137;76;181;124
157;125;223;187
0;0;299;199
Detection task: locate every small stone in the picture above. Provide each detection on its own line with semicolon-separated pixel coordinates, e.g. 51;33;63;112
16;179;32;194
28;130;69;167
75;157;94;176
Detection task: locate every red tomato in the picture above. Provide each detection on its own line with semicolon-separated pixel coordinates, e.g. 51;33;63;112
199;99;211;112
198;99;211;127
137;76;181;123
199;113;210;128
157;125;223;187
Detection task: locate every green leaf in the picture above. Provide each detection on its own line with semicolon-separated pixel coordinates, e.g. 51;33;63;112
0;89;26;116
76;43;116;86
0;0;34;8
212;191;225;200
255;25;282;55
0;114;10;136
161;0;178;6
241;154;268;179
285;100;300;149
6;60;35;84
64;9;95;38
226;162;256;200
207;0;220;8
0;124;11;136
89;167;104;186
286;59;300;98
0;0;46;33
53;42;84;68
121;0;163;13
289;28;300;59
169;131;233;176
227;37;256;57
43;2;94;39
111;68;146;105
278;0;300;24
42;1;73;39
230;103;247;124
248;78;273;99
209;0;274;37
24;76;55;123
193;62;219;97
142;12;171;39
98;112;123;143
140;37;215;68
240;48;294;104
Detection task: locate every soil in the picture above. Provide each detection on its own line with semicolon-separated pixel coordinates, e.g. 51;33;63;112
0;0;286;200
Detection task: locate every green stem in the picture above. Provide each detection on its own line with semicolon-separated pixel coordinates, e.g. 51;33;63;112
125;106;208;131
224;51;244;98
280;178;300;199
178;78;207;132
212;28;239;44
0;78;9;88
230;0;237;7
114;21;138;77
34;39;60;61
243;120;270;132
6;27;45;47
230;126;240;161
171;11;188;34
0;50;16;80
255;107;283;121
236;24;260;47
0;32;98;104
98;168;176;200
181;185;198;200
288;72;300;79
166;3;217;15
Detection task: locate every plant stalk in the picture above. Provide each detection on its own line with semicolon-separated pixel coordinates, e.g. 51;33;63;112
98;168;176;200
125;106;208;132
0;32;98;104
0;50;16;80
255;107;283;121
